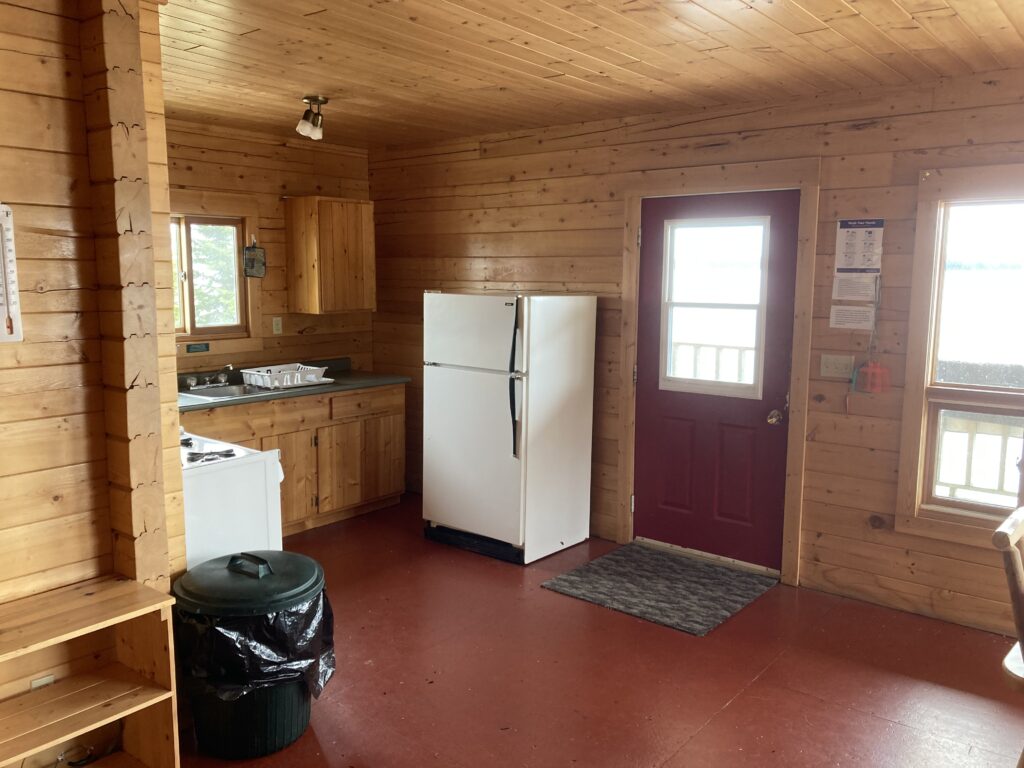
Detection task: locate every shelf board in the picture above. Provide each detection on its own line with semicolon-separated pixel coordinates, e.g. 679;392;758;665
0;576;174;664
0;662;172;767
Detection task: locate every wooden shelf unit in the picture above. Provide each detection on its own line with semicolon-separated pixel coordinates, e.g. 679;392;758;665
0;577;179;768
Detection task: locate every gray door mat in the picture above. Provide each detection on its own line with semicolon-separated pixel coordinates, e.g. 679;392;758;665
541;542;778;636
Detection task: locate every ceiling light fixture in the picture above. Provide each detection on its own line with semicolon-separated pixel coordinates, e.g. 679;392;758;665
295;95;328;141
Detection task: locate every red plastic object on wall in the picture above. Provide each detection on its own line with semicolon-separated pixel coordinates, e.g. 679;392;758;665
856;361;891;393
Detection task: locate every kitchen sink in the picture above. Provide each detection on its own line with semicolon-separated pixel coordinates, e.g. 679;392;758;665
182;384;266;400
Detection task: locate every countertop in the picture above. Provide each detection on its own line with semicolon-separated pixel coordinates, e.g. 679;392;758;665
177;370;411;412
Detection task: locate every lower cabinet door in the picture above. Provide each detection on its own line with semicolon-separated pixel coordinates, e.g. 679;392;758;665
317;422;363;513
364;414;405;500
261;430;316;527
318;414;405;514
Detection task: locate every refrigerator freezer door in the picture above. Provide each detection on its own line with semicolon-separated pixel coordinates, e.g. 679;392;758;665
423;293;519;371
423;364;524;546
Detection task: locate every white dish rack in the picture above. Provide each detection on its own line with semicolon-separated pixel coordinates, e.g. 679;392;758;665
241;363;333;389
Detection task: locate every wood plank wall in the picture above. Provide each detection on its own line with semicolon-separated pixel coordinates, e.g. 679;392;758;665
165;121;373;374
140;0;185;577
0;2;111;603
369;68;1024;634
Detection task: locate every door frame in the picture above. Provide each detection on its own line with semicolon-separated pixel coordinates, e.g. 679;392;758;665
616;157;821;586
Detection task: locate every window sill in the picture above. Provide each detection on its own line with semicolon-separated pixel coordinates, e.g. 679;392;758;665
896;503;1002;549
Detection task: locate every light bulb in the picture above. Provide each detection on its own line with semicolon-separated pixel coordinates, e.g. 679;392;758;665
308;112;323;141
295;108;316;137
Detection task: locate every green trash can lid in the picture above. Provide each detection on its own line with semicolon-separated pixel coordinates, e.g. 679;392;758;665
173;550;325;617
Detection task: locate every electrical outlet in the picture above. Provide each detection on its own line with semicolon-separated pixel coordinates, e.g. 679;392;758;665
272;316;283;335
820;354;855;379
30;674;54;690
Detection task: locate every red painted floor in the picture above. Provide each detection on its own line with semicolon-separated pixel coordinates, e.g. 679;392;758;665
182;496;1024;767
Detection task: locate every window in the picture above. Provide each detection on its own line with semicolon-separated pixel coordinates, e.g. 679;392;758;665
170;215;247;337
897;166;1024;544
660;217;770;399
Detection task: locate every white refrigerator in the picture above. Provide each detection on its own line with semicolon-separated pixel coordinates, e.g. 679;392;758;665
422;291;597;564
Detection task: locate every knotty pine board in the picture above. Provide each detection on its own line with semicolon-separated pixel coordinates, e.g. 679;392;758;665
368;66;1024;633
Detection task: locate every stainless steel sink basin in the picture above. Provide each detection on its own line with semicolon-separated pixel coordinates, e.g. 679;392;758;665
182;384;266;400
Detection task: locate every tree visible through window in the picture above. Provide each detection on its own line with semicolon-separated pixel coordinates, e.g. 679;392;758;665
170;215;247;337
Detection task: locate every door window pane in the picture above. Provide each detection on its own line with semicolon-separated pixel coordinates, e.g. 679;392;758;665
189;222;241;328
661;217;768;398
668;307;757;384
670;223;765;305
932;408;1024;510
934;202;1024;388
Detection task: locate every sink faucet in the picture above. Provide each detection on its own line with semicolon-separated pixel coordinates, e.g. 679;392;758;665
197;364;234;388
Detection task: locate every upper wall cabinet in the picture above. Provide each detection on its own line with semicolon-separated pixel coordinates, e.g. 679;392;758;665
286;196;377;314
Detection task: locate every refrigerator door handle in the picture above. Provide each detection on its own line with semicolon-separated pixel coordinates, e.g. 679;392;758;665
508;371;524;458
509;376;518;458
508;296;520;374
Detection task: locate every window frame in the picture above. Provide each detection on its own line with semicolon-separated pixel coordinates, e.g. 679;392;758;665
171;214;248;339
169;190;262;362
657;215;771;400
896;164;1024;547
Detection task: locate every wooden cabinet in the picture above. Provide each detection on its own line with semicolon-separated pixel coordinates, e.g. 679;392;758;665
261;430;316;527
317;422;362;513
286;196;376;314
318;387;405;514
318;414;404;514
0;577;178;768
180;384;405;536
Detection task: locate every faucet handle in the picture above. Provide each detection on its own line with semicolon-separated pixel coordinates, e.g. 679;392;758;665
216;373;229;384
185;376;198;389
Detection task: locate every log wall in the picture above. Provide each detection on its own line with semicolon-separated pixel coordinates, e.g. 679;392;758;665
165;121;373;375
0;2;111;602
140;0;185;577
369;68;1024;634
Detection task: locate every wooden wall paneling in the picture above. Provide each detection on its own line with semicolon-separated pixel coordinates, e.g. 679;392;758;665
0;5;111;603
80;0;168;590
368;66;1024;634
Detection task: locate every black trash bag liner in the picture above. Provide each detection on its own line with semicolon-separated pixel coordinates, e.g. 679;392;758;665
175;591;335;701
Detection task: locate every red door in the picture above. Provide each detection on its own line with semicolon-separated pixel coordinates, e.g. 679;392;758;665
633;190;800;570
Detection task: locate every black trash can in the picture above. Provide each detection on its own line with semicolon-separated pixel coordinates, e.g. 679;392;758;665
172;551;335;760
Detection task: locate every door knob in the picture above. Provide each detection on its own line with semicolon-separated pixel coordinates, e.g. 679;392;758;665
766;409;784;425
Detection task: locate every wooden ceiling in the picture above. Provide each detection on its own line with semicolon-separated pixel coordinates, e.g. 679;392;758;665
158;0;1024;148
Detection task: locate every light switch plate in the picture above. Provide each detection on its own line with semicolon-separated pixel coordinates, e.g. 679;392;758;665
272;316;283;335
821;354;855;379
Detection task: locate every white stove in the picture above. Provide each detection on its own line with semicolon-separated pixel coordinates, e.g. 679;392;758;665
180;432;247;467
180;430;285;570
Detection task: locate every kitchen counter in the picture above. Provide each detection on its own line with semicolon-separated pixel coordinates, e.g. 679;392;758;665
178;363;408;536
178;370;411;412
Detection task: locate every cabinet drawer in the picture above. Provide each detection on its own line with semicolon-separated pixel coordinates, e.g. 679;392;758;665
330;385;404;421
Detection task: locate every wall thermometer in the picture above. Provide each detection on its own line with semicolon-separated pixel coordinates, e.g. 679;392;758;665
0;204;24;342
